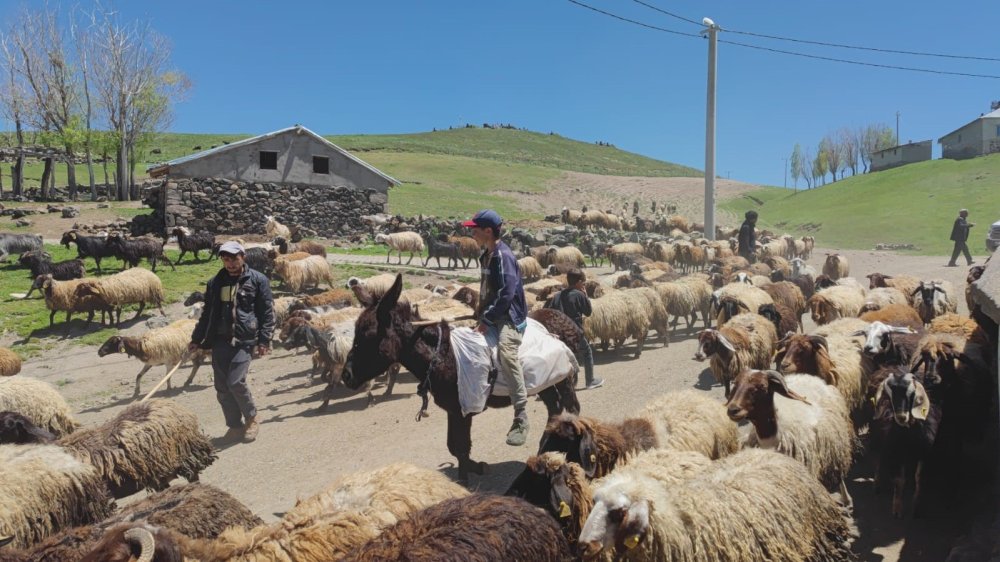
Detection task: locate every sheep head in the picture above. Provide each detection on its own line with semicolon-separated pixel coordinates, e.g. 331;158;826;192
538;413;615;478
726;369;811;424
774;334;828;375
694;329;735;362
853;321;915;356
507;452;591;544
875;371;930;427
60;230;79;247
579;473;652;558
97;336;127;357
78;524;176;562
808;295;831;324
75;282;102;299
0;411;55;444
866;272;890;289
912;281;945;307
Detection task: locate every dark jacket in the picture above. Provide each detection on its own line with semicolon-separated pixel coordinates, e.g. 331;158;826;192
950;216;971;242
546;287;591;328
738;220;757;257
477;241;527;328
191;266;275;348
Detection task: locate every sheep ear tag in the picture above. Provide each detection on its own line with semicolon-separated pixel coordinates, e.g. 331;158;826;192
625;534;641;549
118;344;126;354
911;383;930;421
559;501;572;518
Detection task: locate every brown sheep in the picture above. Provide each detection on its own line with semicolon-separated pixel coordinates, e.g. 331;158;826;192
859;303;924;331
758;302;799;337
762;255;792;278
762;281;807;331
822;253;850;280
294;288;354;310
448;235;480;268
866;272;921;299
774;333;869;413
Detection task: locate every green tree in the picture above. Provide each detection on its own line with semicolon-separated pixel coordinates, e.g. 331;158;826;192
813;149;828;186
790;144;803;191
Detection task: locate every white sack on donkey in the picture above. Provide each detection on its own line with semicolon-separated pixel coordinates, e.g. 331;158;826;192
452;318;579;416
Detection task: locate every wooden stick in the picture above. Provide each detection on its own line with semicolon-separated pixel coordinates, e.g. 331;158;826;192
140;353;190;403
411;315;475;327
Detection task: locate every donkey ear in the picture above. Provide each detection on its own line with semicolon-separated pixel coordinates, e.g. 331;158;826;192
765;370;811;404
911;381;931;421
579;428;598;478
376;275;404;324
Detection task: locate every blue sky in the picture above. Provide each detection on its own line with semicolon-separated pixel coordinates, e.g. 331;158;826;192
2;0;998;186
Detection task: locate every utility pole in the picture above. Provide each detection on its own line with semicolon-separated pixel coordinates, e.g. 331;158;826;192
702;17;719;241
782;157;788;188
896;111;901;146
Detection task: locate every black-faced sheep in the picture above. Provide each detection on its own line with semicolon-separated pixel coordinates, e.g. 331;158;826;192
0;376;79;437
0;410;55;444
243;246;274;278
171;227;215;263
758;302;799;337
104;233;175;272
867;272;922;299
578;448;857;561
713;282;773;326
272;236;326;257
61;230;120;274
97;318;209;396
727;369;855;506
57;399;216;499
762;280;806;330
911;280;959;325
694;312;777;397
375;231;424;264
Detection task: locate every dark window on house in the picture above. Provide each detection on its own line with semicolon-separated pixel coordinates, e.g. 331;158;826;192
313;156;330;174
958;134;962;143
996;125;1000;137
259;151;278;170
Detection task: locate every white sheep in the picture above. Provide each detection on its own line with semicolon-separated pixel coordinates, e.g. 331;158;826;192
0;376;79;437
346;273;400;300
713;282;774;326
789;257;817;279
74;268;166;325
622;287;670;345
727;369;855;507
584;291;651;357
578;448;857;561
96;318;209;396
374;231;424;264
264;215;292;239
517;256;543;281
694;312;777;397
274;255;334;294
0;347;22;377
545;246;586;268
862;287;909;311
808;285;867;325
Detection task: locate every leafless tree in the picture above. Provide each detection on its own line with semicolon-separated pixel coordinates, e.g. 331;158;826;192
839;127;858;177
800;145;814;189
71;10;97;200
0;33;27;196
820;135;841;182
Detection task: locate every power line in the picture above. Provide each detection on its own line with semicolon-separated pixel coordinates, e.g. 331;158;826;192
632;0;1000;63
566;0;1000;79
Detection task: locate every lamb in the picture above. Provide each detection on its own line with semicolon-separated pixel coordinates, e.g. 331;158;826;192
374;231;424;264
775;333;869;413
726;369;855;506
342;494;573;562
264;214;292;239
82;462;470;562
866;272;922;299
17;251;85;298
822;253;850;280
39;275;113;327
545;245;586;268
272;236;326;257
0;233;43;263
104;233;175;272
448;235;479;268
0;376;79;436
789;257;817;279
694;312;778;397
578;448;857;562
517;256;543;281
713;282;773;326
536;389;738;478
859;303;924;331
346;273;399;300
97;318;209;396
61;230;120;273
422;236;461;269
0;444;116;549
171;227;216;263
57;399;216;499
584;291;650;356
0;347;21;377
758;302;799;337
74;267;166;325
911;280;958;324
808;285;867;325
762;280;807;330
274;255;334;293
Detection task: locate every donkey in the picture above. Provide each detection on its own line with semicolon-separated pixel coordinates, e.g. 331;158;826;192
342;274;581;484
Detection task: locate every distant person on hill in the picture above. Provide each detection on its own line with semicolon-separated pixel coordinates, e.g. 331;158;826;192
947;208;976;267
545;268;603;390
738;210;758;263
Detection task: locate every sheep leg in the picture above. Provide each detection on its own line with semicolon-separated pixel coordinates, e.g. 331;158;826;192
177;250;187;264
49;309;57;327
162;254;176;272
386;248;392;264
634;334;645;358
365;379;377;408
150;256;157;273
406;251;414;265
184;354;204;386
94;257;102;274
133;301;147;320
132;365;153;396
891;468;906;519
423;254;431;267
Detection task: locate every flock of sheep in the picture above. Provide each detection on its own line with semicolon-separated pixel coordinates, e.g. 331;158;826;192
0;207;996;561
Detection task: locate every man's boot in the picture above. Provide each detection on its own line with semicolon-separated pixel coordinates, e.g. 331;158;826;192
243;416;260;442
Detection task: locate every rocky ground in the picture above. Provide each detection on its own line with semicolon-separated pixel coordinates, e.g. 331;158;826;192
13;246;995;561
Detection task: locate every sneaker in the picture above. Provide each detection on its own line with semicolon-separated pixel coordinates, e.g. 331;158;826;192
243;417;260;442
585;378;605;390
506;418;529;446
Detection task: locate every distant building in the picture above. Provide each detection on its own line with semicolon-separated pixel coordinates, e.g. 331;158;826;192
869;140;932;172
938;108;1000;160
147;125;399;194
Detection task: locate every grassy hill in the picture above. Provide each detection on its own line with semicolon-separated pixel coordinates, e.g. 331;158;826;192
721;154;1000;256
2;128;701;219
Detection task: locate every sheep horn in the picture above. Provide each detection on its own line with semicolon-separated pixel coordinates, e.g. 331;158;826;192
0;535;14;547
124;527;155;562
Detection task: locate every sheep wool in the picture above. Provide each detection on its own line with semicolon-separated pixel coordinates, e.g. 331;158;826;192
638;389;739;460
517;256;544;281
0;347;22;377
274;255;334;294
808;285;867;325
715;282;774;326
0;376;79;437
86;267;165;311
0;444;116;549
584;291;650;356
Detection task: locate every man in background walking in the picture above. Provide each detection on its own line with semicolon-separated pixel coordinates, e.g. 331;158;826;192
947;209;975;267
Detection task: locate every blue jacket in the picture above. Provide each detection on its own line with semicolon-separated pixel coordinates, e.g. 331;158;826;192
477;241;527;328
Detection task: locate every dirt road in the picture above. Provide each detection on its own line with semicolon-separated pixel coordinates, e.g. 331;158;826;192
17;246;989;560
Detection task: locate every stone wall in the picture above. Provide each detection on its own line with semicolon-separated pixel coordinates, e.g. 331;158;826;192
159;178;388;237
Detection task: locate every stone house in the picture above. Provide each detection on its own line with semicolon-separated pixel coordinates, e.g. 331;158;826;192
870;140;932;172
938;108;1000;160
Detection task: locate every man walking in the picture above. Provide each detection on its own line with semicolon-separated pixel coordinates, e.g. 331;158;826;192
738;210;758;263
947;209;976;267
546;268;603;390
464;209;530;446
189;241;274;442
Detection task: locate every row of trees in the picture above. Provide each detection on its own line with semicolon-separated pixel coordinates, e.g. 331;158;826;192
0;5;188;201
788;123;896;190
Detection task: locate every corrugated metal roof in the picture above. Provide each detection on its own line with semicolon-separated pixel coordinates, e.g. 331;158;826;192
145;125;400;186
938;108;1000;143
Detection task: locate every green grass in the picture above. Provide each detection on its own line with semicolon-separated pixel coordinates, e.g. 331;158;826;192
720;153;1000;256
328;244;386;257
